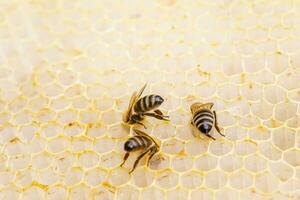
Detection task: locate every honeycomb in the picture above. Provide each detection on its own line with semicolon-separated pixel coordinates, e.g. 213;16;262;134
0;0;300;199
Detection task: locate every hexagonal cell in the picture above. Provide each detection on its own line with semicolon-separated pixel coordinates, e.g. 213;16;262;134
116;185;140;200
220;154;243;172
141;186;164;200
195;154;218;171
205;170;228;190
278;69;300;91
37;168;59;186
100;152;122;169
69;184;90;200
279;38;300;54
78;151;99;168
248;126;271;141
274;101;297;122
264;85;286;104
239;114;260;128
258;142;282;161
272;127;295;151
64;167;84;187
31;152;53;170
217;83;240;100
53;152;76;174
108;123;128;139
235;139;257;156
49;96;71;110
270;161;294;182
190;188;213;200
108;168;130;187
101;109;122;126
251;100;273;120
180;170;203;189
255;171;279;193
47;186;68;200
165;187;189;200
265;52;289;74
94;137;116;154
284;149;300;167
64;122;85;136
8;96;27;112
57;109;78;124
8;154;31;171
131;167;155;188
162;138;184;155
171;155;193;172
245;154;267;173
169;109;191;126
153;123;176;140
156;169;178;189
240;82;263;102
215;187;240;200
43;83;63;97
65;84;86;98
224;126;247;141
21;186;46;200
47;137;69;154
86;123;107;138
209;140;233;156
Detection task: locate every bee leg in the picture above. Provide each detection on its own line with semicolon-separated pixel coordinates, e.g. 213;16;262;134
131;115;147;129
129;149;151;174
154;109;169;118
120;152;130;167
147;147;158;166
205;133;216;140
143;112;170;121
213;111;225;137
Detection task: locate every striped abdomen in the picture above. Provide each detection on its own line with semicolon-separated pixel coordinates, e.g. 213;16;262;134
192;109;214;134
134;95;164;113
124;136;151;152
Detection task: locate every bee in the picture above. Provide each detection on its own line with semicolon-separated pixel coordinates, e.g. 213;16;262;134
120;129;159;173
190;102;225;140
123;83;169;128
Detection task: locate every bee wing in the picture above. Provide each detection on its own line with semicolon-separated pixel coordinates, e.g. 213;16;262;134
202;102;214;109
136;83;147;99
123;84;147;123
123;91;137;123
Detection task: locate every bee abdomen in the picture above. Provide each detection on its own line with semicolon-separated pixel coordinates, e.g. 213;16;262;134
134;95;164;113
193;110;214;134
124;136;150;152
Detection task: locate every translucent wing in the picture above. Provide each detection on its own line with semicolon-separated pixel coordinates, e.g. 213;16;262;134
123;91;137;123
122;83;147;123
136;83;147;100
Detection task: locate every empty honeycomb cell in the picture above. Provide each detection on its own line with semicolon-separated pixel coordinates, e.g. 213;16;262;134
165;188;189;200
283;149;300;167
94;137;116;154
235;139;257;156
180;170;203;189
108;168;130;187
190;188;213;200
280;38;300;53
86;123;107;138
255;171;279;193
0;171;14;186
65;84;86;98
280;179;300;193
141;186;164;200
15;170;33;188
258;142;282;161
251;100;273;120
8;155;31;171
248;126;271;141
270;161;294;182
205;170;228;190
78;151;99;168
69;184;90;200
274;101;297;122
153;123;176;140
100;152;122;169
47;186;68;200
214;111;236;127
195;154;218;171
43;83;63;97
64;122;85;137
50;96;71;110
38;168;59;186
169;109;191;126
64;167;84;187
185;140;209;156
240;82;264;102
8;97;27;112
162;138;184;155
243;53;266;73
217;83;240;100
57;69;77;86
116;185;140;200
57;109;78;124
239;114;261;128
47;137;69;154
278;70;300;91
28;96;49;112
156;169;178;189
101;109;122;126
27;137;46;154
32;152;53;170
131;168;155;188
21;186;46;200
176;125;194;141
209;140;233;156
172;156;193;172
245;154;268;173
220;154;243;172
162;95;181;111
272;127;295;151
230;169;253;190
